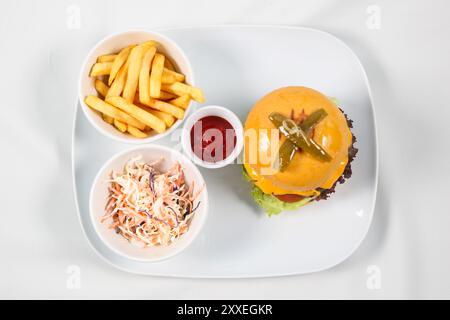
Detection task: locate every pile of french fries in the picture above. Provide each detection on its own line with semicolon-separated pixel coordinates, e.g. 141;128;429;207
85;40;205;138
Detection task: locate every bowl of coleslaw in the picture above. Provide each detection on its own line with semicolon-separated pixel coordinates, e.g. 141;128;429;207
89;145;208;262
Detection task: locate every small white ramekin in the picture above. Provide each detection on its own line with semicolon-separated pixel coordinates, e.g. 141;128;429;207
181;105;243;169
78;30;194;144
89;145;209;262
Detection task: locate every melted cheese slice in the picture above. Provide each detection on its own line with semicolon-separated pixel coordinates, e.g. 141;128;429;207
243;86;352;196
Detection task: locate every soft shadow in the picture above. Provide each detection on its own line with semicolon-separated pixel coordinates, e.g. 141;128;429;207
308;29;393;265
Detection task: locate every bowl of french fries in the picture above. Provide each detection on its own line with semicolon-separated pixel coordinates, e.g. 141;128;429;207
79;30;205;143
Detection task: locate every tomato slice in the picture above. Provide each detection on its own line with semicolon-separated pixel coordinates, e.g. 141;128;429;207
274;194;305;203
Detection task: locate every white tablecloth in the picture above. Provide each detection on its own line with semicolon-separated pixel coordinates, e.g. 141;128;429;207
1;0;449;299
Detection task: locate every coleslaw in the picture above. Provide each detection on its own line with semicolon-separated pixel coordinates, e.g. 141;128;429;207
101;156;203;247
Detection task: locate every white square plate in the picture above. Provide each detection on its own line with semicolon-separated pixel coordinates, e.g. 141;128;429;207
72;26;378;277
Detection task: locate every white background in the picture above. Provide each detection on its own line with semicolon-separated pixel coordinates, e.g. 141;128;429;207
1;0;449;299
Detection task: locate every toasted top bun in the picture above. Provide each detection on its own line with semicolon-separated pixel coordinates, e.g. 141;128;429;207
243;86;352;196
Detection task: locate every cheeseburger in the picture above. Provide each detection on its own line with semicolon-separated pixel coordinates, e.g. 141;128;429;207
243;86;357;215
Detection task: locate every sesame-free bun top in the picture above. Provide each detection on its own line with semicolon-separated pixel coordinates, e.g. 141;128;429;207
243;86;352;196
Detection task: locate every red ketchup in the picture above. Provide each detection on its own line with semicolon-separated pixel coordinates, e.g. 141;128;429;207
190;116;236;163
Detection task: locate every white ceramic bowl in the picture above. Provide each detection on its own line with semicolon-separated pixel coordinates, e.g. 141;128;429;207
79;30;195;144
89;145;208;262
181;105;244;169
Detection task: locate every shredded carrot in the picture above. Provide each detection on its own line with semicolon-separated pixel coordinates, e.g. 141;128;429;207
101;156;203;247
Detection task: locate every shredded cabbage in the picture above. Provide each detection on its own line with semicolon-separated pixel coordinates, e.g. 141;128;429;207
102;156;203;247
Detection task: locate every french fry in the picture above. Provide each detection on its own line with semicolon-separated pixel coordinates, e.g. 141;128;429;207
149;53;165;98
123;45;145;102
106;96;166;133
97;54;117;63
138;46;157;105
135;97;182;122
88;40;205;137
161;68;185;84
143;99;184;119
141;40;159;48
94;79;109;97
109;45;134;85
161;82;205;103
143;108;175;127
164;57;176;71
106;59;129;98
102;113;114;124
127;125;148;138
113;119;127;132
169;95;190;110
84;96;146;130
90;62;112;77
158;91;177;100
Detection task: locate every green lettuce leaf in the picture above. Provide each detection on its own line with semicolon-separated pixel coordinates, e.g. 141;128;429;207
242;166;312;216
328;96;340;105
250;185;312;216
242;166;252;182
